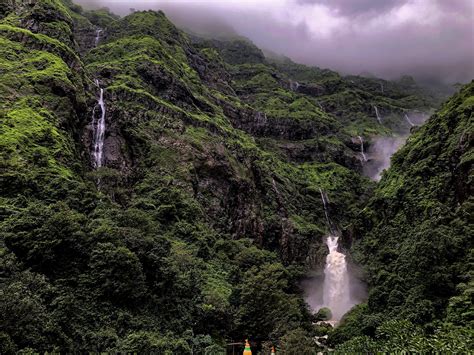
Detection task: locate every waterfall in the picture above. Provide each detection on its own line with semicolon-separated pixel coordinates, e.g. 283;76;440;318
374;106;382;124
358;135;368;162
319;188;334;234
94;28;102;47
405;114;415;127
322;235;352;321
317;189;354;322
92;79;106;168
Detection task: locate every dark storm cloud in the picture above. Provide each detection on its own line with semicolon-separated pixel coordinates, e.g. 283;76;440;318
75;0;474;84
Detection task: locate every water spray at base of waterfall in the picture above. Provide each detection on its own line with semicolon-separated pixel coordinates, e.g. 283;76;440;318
362;111;430;180
363;136;406;181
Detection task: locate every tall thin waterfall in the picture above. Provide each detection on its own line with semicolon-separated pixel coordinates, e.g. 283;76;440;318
318;189;353;322
358;135;368;162
94;28;102;47
319;188;334;234
405;114;415;127
374;105;382;124
92;80;106;168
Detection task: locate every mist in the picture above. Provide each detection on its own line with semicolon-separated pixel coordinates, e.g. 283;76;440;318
75;0;474;84
363;111;430;180
302;258;367;318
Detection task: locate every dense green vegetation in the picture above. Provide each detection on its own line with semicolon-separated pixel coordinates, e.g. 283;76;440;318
330;82;474;352
0;0;471;353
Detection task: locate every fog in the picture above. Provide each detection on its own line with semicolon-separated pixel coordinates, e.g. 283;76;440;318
75;0;474;84
363;111;430;180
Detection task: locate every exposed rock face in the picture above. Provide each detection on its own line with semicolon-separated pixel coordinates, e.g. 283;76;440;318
224;107;323;140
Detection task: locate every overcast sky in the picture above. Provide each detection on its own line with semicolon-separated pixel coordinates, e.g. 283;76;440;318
77;0;474;83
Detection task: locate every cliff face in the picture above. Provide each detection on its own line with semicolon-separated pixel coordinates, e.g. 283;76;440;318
1;0;466;353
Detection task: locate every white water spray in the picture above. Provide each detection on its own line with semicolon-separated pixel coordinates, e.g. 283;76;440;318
92;79;106;168
405;113;415;127
322;235;352;321
358;135;368;162
374;105;382;124
302;190;365;323
317;190;356;322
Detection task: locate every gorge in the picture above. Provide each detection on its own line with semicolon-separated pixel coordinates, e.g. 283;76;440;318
0;0;472;353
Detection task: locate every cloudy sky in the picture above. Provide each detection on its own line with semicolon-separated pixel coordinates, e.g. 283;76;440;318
77;0;474;83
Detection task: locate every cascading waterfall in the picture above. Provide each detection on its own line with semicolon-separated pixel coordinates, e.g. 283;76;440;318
405;113;415;127
358;135;368;162
91;79;106;168
318;189;354;322
374;105;382;124
322;235;352;321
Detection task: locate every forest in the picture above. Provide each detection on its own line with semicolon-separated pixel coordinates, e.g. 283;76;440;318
0;0;472;353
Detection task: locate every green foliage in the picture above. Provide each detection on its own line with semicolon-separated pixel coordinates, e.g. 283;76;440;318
333;82;474;349
0;0;469;353
314;307;332;321
278;328;317;354
115;331;191;354
334;319;474;353
83;8;119;28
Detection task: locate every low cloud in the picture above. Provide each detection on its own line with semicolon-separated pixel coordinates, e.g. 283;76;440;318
76;0;474;84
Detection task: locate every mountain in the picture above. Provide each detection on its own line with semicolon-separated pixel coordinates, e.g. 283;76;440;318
0;0;470;353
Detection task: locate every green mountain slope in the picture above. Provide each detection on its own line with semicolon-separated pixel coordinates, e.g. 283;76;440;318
0;0;469;353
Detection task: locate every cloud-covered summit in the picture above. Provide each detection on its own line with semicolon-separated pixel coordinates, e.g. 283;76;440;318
76;0;474;84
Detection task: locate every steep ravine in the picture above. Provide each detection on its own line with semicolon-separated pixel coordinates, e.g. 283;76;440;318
0;1;470;353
